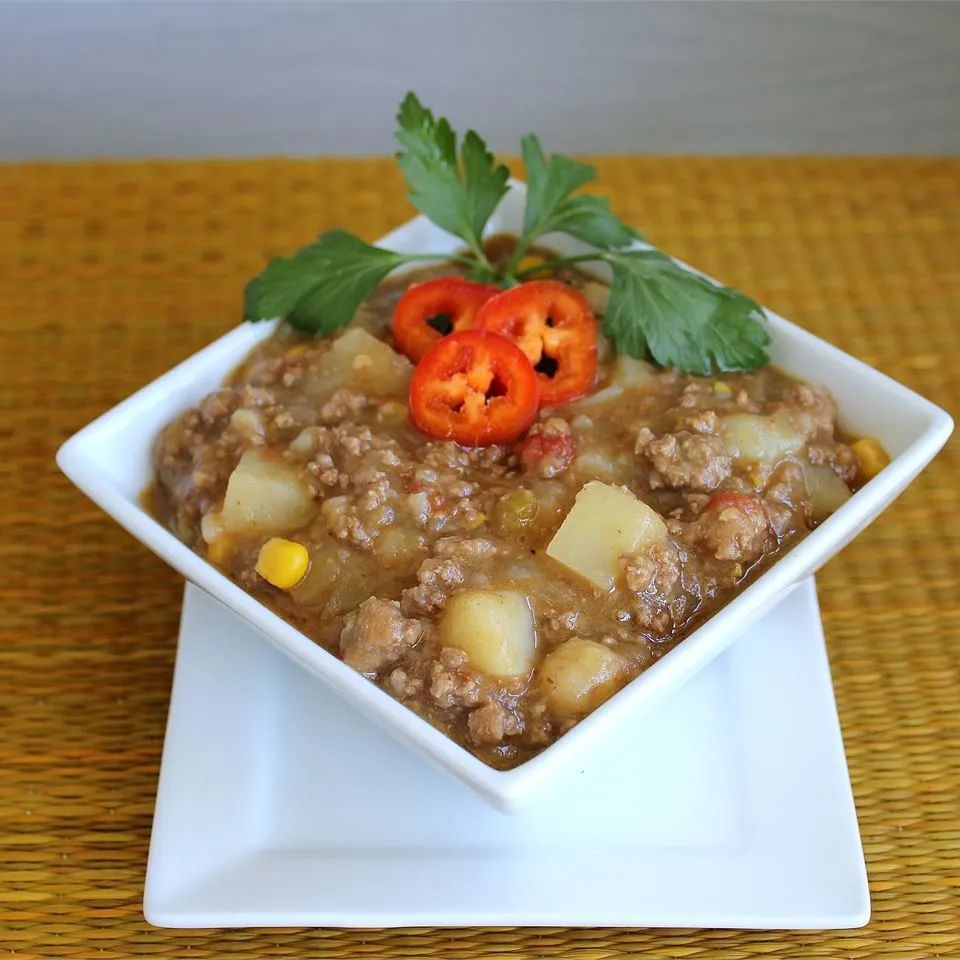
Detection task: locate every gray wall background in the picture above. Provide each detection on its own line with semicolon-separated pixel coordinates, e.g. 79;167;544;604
1;0;958;159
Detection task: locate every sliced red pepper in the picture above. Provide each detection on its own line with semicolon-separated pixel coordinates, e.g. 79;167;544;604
476;280;598;406
409;331;540;446
392;277;499;362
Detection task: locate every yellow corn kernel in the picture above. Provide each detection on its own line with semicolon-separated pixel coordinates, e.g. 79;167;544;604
517;255;548;277
461;511;487;531
713;381;732;395
285;343;311;360
851;438;890;480
255;538;310;589
207;535;234;567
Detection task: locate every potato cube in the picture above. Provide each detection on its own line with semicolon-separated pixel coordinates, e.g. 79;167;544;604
321;327;412;398
719;412;805;463
440;589;537;679
546;481;667;591
610;353;657;390
538;638;631;718
801;462;852;522
206;449;316;538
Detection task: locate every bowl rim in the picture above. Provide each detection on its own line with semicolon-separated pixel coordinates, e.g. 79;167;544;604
56;186;954;809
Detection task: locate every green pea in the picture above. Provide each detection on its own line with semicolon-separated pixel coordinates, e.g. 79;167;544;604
493;489;539;536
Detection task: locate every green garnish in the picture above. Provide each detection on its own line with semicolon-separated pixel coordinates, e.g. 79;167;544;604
603;251;770;375
508;134;641;272
245;92;769;373
394;93;509;277
244;230;409;334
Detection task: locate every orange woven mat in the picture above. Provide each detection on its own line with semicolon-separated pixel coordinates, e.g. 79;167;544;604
1;157;958;959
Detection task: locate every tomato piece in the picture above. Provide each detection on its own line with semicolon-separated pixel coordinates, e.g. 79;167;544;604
476;280;597;406
517;420;576;478
392;277;499;362
409;331;540;446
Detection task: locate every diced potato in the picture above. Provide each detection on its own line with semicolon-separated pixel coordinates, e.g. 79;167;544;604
289;427;319;457
573;356;656;412
204;449;316;539
320;494;350;528
546;481;667;591
229;408;265;443
407;491;431;526
538;638;631;718
569;384;624;409
719;412;805;463
374;525;427;568
573;448;630;484
801;462;852;522
298;542;403;617
323;559;384;617
316;327;412;398
440;589;537;679
610;353;657;390
289;533;342;606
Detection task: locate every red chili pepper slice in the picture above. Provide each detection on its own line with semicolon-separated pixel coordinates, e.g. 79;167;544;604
409;331;540;446
476;280;598;406
392;277;499;363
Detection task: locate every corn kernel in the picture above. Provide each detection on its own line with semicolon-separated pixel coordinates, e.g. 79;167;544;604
207;535;234;567
517;255;548;277
461;511;487;531
851;438;890;481
255;538;310;589
285;343;311;359
713;381;732;395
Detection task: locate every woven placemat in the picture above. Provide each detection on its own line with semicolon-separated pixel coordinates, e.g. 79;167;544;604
1;157;957;959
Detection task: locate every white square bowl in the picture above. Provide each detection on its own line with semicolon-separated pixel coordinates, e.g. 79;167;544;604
57;183;952;811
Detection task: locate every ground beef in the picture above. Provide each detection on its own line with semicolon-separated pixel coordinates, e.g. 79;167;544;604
807;442;859;483
339;598;423;674
763;461;806;511
434;537;498;559
386;667;422;699
319;388;369;422
643;430;732;492
198;388;239;423
693;494;772;563
401;556;465;616
621;540;688;635
429;647;484;709
783;383;837;434
152;394;244;541
468;701;522;745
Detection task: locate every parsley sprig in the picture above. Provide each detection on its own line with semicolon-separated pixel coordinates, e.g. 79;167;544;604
245;92;769;373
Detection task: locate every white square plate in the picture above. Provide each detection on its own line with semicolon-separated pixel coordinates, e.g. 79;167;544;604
144;577;869;929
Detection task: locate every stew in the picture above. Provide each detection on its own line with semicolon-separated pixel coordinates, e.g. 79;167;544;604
149;240;884;768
